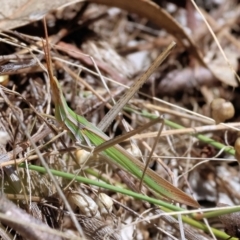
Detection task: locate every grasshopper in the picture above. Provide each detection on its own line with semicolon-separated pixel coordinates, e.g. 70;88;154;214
42;20;199;208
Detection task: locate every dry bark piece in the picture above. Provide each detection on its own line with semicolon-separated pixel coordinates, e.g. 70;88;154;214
0;0;78;30
218;203;240;239
0;57;41;74
0;193;62;240
157;66;217;95
77;214;122;240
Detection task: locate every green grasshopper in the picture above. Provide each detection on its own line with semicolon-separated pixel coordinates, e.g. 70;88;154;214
42;22;199;208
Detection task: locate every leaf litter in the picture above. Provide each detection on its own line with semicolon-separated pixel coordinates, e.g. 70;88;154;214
0;1;240;239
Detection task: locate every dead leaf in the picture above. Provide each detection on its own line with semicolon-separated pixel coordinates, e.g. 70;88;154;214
207;48;239;87
0;0;76;30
